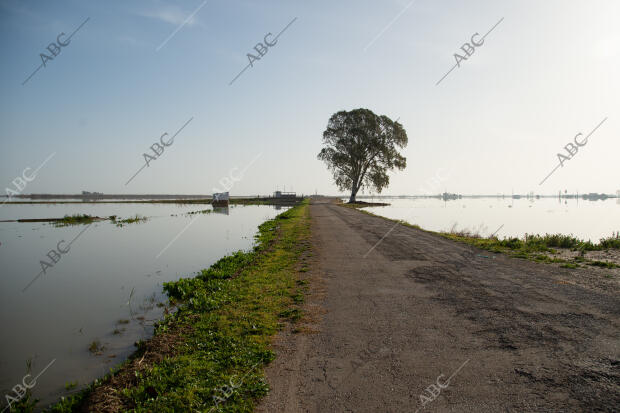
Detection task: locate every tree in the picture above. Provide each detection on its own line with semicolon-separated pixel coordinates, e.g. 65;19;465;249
317;109;407;203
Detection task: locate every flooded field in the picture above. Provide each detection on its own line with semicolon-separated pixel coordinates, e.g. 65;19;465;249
0;202;286;407
359;197;620;241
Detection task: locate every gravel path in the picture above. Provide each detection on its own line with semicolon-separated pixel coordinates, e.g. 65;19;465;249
259;200;619;412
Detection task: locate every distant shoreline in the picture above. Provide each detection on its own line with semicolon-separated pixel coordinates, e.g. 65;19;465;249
1;195;304;205
2;192;617;201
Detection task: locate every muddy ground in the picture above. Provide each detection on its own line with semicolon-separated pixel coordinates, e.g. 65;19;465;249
258;199;619;412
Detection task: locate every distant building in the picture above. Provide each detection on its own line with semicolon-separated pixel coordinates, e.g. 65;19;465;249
582;193;608;201
441;192;461;201
212;191;229;207
273;191;296;198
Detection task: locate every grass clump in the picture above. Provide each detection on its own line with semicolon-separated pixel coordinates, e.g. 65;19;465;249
187;209;211;215
599;232;620;249
53;214;96;227
587;260;618;269
113;214;147;227
440;230;620;270
88;340;104;355
64;381;78;390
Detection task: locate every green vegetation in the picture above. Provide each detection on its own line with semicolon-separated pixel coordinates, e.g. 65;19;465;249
50;213;150;227
53;214;97;227
318;108;407;203
440;232;620;268
440;232;620;252
88;340;104;354
43;200;310;412
112;214;147;227
3;359;39;411
599;232;620;249
340;201;390;208
587;260;617;269
442;231;620;252
186;208;212;215
64;381;78;391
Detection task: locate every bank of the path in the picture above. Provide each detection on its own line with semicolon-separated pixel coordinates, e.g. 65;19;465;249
259;199;619;412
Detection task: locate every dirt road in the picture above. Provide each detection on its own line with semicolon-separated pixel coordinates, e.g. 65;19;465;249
259;200;619;412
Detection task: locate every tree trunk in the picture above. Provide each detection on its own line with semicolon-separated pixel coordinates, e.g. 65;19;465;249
349;188;358;203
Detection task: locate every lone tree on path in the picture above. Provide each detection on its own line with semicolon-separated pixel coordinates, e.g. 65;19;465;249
317;108;407;203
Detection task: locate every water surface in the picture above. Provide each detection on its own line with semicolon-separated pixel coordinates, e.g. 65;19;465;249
361;197;619;241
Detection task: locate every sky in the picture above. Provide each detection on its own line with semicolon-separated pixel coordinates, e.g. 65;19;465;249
0;0;618;197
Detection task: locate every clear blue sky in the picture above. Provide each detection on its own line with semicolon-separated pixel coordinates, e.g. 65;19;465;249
1;0;618;196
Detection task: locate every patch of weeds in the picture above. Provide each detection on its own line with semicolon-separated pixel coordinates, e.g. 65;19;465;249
65;381;78;390
279;308;303;322
53;214;97;227
186;209;211;215
291;291;304;304
587;260;618;269
88;340;104;355
599;232;620;249
512;252;530;259
114;214;147;227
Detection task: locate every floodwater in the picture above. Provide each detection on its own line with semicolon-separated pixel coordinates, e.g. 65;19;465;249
360;197;620;241
0;202;286;409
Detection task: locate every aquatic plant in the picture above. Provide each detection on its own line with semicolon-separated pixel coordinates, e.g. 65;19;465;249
53;214;96;227
114;214;147;227
88;340;104;354
65;381;78;390
186;208;211;215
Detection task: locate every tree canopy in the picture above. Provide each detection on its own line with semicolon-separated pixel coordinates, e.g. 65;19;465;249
317;108;407;202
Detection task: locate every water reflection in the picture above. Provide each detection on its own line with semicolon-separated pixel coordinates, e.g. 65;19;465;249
212;206;229;215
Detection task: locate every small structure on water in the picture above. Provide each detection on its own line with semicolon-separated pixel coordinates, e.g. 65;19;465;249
81;191;103;198
212;192;229;207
